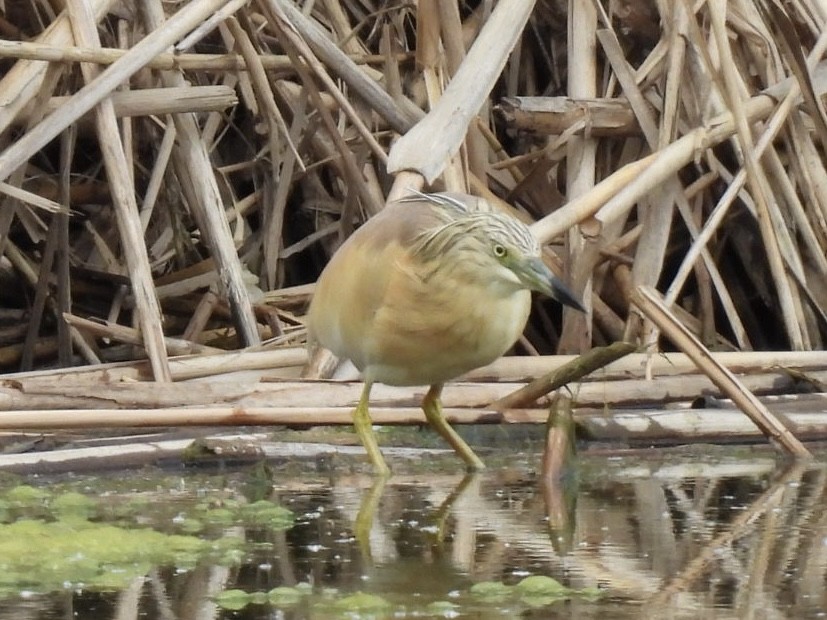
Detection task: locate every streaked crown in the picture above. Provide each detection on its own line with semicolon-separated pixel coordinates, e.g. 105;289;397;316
398;191;540;264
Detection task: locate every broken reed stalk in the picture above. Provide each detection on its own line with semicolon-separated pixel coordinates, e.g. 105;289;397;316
0;38;287;70
631;285;812;458
16;86;239;126
541;393;577;553
386;0;536;182
489;341;636;410
142;0;261;348
0;183;67;214
542;393;576;478
67;0;171;382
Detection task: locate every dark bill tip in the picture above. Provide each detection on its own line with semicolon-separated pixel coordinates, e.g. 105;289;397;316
551;279;586;313
519;257;586;313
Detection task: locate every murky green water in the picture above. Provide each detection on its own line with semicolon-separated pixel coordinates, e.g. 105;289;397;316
0;441;823;619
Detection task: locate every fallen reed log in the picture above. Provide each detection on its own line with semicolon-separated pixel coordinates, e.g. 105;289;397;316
5;346;826;388
0;436;453;473
6;369;827;411
0;405;824;444
2;348;308;385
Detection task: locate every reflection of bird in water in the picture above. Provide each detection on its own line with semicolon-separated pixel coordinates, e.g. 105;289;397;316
351;474;482;582
308;191;584;474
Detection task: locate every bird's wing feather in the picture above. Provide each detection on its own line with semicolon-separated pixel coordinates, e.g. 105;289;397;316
307;199;447;369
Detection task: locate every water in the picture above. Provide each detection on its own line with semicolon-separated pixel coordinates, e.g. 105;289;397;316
0;443;823;619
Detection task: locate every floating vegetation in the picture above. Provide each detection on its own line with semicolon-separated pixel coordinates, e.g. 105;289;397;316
0;478;293;596
0;518;206;595
213;576;601;616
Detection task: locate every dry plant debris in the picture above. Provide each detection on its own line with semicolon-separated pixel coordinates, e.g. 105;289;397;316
0;0;825;449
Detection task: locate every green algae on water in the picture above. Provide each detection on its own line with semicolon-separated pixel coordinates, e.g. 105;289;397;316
0;519;205;595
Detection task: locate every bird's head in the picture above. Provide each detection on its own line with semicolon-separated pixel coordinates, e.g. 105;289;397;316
409;193;585;312
474;213;585;312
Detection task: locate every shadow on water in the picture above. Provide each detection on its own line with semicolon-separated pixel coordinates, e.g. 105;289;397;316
0;445;824;619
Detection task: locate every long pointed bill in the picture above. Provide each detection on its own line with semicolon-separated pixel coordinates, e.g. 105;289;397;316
517;256;586;313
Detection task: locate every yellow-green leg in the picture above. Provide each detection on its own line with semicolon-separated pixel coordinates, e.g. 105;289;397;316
422;384;485;471
353;380;391;476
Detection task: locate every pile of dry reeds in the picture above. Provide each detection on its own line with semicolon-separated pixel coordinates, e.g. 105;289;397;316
0;0;826;442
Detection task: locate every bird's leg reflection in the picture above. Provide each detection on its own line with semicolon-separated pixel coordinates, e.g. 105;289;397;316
422;384;486;471
352;473;482;568
354;474;389;563
428;473;481;552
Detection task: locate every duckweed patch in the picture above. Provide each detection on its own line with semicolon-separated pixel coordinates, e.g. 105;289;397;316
0;478;294;597
465;576;602;610
51;492;97;520
214;589;253;611
239;499;294;528
214;576;601;616
469;580;513;600
267;585;305;607
0;482;294;535
0;518;205;594
333;591;393;613
215;585;314;612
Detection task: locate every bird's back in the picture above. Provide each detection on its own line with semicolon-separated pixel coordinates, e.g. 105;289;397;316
307;199;444;367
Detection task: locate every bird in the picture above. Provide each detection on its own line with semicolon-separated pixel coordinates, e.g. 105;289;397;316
307;190;585;475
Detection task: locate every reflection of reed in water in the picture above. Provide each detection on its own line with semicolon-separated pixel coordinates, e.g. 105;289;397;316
318;454;827;618
643;461;814;617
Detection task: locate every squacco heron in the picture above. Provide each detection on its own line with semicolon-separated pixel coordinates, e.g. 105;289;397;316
307;191;584;475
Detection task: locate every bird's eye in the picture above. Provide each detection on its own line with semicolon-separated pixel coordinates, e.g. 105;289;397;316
493;244;507;258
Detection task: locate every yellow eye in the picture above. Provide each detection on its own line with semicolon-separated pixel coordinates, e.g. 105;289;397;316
493;244;507;258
